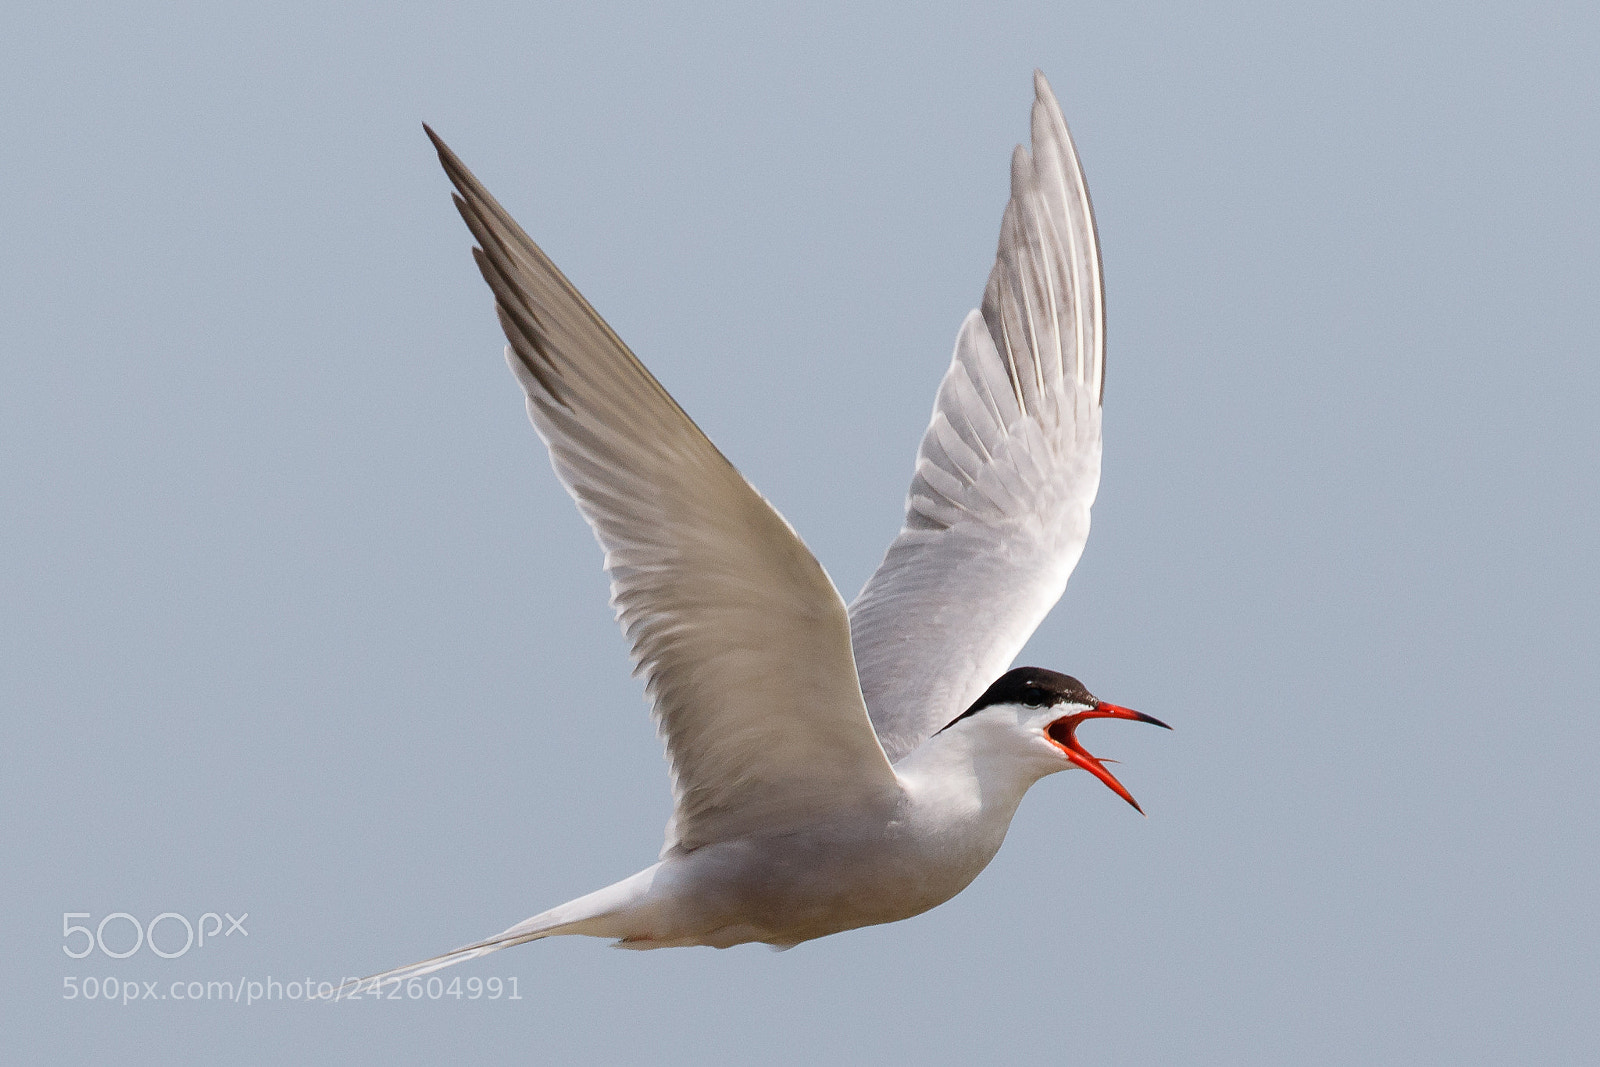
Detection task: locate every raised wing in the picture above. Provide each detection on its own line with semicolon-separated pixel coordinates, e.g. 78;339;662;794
849;72;1105;762
426;129;897;851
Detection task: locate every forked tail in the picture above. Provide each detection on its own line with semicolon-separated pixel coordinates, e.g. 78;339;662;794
322;865;661;999
323;916;561;999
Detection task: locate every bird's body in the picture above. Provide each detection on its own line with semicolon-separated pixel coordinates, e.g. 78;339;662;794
485;711;1055;952
344;72;1166;991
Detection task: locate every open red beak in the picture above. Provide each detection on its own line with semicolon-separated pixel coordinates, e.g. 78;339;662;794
1046;702;1170;814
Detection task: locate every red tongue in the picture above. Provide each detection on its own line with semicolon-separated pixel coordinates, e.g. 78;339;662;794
1046;702;1170;814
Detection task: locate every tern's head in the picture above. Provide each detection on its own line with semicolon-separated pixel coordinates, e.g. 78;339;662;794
938;667;1170;812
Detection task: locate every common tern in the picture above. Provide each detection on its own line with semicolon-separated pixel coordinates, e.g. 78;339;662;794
349;71;1167;989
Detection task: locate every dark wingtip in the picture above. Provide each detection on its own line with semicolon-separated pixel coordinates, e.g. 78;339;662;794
422;123;458;170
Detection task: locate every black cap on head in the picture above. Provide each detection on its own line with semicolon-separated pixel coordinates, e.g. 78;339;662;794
936;667;1097;734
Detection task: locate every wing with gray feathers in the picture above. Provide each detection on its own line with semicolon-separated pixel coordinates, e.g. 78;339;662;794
849;72;1105;762
425;128;897;851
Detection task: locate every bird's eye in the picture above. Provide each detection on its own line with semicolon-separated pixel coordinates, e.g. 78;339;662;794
1022;690;1045;708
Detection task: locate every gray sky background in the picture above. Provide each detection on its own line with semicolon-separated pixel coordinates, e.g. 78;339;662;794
4;2;1597;1063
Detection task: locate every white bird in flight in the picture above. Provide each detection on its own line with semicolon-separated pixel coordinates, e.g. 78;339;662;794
349;70;1166;990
